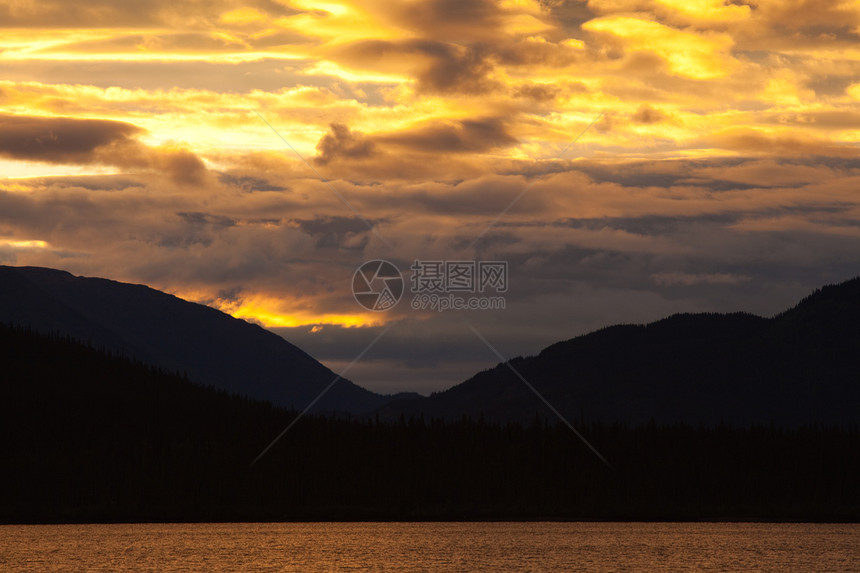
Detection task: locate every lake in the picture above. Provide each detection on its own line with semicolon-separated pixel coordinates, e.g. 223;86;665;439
1;522;858;572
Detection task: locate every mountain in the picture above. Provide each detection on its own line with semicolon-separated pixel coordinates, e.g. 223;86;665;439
4;264;858;426
380;277;860;426
0;265;387;413
3;323;858;522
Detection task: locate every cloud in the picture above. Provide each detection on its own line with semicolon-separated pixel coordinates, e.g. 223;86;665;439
631;105;666;124
0;0;300;28
0;60;320;93
130;145;208;185
748;0;860;46
46;32;251;54
587;0;751;27
383;0;535;43
0;114;141;162
379;117;517;153
651;271;750;286
290;215;375;249
309;117;517;178
314;123;377;166
0;114;208;184
217;173;288;193
416;43;498;94
514;82;561;102
329;39;499;94
766;110;860;130
4;149;860;393
703;128;859;158
583;15;739;79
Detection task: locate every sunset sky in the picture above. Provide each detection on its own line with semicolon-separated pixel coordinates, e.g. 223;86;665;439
2;0;860;394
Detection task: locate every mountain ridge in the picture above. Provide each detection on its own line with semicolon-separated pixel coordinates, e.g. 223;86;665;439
379;277;860;426
3;264;859;425
0;265;390;413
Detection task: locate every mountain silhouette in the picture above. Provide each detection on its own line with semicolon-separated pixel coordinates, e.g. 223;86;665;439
3;265;859;425
380;277;860;426
4;322;857;522
0;265;390;413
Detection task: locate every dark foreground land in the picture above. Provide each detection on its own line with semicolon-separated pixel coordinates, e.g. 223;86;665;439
1;324;858;523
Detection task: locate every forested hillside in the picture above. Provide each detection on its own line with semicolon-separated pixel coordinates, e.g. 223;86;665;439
2;324;858;522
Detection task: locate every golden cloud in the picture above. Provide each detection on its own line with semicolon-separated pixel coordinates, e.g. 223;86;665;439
583;15;738;79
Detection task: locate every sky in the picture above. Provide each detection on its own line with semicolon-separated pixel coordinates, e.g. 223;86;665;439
1;0;860;395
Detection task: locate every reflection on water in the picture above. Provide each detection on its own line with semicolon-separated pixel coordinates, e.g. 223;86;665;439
1;522;858;572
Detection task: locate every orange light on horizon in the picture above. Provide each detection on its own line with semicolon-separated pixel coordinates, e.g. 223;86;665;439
166;288;387;329
232;302;384;328
0;239;50;249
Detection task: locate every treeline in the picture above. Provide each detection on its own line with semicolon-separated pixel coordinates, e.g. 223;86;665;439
1;323;858;522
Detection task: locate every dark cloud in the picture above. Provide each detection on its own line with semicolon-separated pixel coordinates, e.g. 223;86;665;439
331;39;498;94
291;215;374;249
379;117;517;153
494;37;585;68
536;0;595;34
177;211;237;229
417;43;497;94
314;123;377;166
514;83;561;102
97;140;208;185
332;34;582;97
730;0;860;51
574;156;859;191
768;111;860;130
0;114;141;163
218;173;287;192
389;0;503;42
704;128;860;158
0;114;207;184
147;147;208;185
631;105;666;124
554;214;742;237
574;158;746;189
758;0;860;40
157;212;237;249
805;74;859;98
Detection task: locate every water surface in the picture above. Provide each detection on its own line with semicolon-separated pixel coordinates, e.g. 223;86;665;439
1;522;858;572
